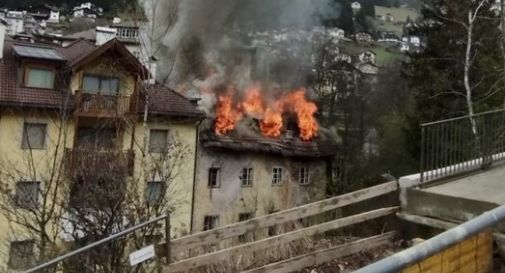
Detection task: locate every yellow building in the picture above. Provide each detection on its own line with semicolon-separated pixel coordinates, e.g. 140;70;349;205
0;36;204;271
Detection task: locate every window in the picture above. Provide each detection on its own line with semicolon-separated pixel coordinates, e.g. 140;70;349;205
208;168;220;188
82;75;119;95
272;167;283;185
240;167;253;186
203;215;219;231
238;213;253;242
25;66;54;89
15;181;40;209
268;210;279;236
299;167;310;185
22;123;47;149
146;181;164;205
149;129;168;153
8;240;34;270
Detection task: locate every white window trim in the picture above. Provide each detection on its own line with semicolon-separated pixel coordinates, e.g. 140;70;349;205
240;167;253;187
299;167;311;185
272;167;283;186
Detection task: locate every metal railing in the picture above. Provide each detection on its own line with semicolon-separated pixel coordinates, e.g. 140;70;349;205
420;109;505;183
24;214;170;273
353;203;505;273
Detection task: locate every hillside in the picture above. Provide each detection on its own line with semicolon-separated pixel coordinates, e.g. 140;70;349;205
1;0;137;13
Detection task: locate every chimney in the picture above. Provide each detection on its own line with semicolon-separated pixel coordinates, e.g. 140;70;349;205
0;18;6;60
95;26;117;46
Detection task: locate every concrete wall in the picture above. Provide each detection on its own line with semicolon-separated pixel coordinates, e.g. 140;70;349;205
192;147;329;232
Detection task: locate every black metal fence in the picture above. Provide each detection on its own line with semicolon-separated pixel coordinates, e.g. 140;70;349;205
420;109;505;183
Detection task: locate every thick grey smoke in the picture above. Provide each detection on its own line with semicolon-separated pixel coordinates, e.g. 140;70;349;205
144;0;332;89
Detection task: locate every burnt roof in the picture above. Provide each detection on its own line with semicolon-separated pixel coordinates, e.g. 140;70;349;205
200;120;338;158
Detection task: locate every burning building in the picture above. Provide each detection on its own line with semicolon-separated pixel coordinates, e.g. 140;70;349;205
191;83;338;232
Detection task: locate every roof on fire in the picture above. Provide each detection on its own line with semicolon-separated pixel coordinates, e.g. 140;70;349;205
199;120;338;158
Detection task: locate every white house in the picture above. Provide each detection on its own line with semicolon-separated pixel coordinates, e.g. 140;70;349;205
48;9;60;23
5;11;24;35
352;2;362;12
358;50;376;64
72;2;103;19
0;18;6;59
327;27;345;40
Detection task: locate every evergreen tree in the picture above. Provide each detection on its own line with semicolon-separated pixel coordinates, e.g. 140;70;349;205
356;0;376;32
339;0;355;34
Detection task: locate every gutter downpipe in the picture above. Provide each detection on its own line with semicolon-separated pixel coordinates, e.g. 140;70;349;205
189;119;203;233
354;203;505;273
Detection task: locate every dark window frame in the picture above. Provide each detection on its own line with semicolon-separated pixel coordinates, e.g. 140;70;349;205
208;167;221;188
8;240;34;270
148;129;169;154
14;181;40;209
299;167;310;185
81;74;119;94
272;167;283;185
145;181;165;206
23;64;56;89
203;215;219;231
240;167;253;187
21;123;47;150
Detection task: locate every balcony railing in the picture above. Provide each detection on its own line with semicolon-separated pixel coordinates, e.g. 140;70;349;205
64;148;135;177
420;109;505;183
74;91;136;117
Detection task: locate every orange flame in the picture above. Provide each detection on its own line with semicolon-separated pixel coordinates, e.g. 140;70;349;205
282;89;318;141
260;100;285;138
241;84;265;117
213;84;318;140
214;87;243;135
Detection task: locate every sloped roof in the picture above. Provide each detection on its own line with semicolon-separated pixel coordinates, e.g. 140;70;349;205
0;39;202;118
138;84;206;119
200;120;338;158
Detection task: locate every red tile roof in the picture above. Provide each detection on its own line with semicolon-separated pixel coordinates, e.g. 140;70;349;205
139;84;206;119
0;39;205;119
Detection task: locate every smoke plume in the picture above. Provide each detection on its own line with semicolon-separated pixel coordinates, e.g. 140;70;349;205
144;0;332;87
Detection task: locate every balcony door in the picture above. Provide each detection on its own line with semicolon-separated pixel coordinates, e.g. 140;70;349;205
82;75;119;95
76;127;117;151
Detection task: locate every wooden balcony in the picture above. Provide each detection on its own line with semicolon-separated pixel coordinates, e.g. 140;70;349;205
74;90;137;118
64;148;135;177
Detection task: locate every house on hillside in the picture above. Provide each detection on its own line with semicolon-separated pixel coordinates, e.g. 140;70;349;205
24;4;60;23
375;6;419;23
352;2;362;13
358;50;376;64
3;11;25;35
192;120;337;231
0;30;205;270
72;2;103;20
356;31;373;43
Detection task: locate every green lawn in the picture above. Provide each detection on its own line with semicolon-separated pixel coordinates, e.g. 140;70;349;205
340;42;405;66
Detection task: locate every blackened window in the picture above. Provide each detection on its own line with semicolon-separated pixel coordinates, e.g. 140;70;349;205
203;215;219;231
238;212;253;242
208;168;220;188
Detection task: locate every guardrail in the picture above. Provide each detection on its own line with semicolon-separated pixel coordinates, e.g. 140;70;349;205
24;215;170;273
160;181;399;273
353;203;505;273
420;109;505;183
